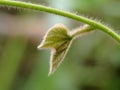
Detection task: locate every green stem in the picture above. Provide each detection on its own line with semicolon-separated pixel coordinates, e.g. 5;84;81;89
71;25;95;38
0;0;120;42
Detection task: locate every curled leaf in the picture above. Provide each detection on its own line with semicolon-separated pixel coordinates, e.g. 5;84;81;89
37;24;72;75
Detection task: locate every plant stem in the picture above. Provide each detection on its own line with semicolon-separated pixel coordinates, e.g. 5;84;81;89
0;0;120;42
71;25;95;38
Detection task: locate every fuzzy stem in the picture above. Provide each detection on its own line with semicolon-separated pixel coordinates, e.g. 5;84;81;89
0;0;120;42
71;25;95;38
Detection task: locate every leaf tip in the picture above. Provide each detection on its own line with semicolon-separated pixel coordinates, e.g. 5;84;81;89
48;62;57;76
37;43;44;49
48;68;54;76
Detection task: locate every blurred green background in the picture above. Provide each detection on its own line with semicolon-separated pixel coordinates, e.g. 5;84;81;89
0;0;120;90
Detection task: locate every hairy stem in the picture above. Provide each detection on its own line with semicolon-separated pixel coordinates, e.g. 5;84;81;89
0;0;120;42
71;25;95;38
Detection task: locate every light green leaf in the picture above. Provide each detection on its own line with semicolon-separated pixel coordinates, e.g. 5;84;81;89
37;24;72;75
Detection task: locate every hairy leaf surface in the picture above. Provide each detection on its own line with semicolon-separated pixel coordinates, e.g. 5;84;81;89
38;24;72;75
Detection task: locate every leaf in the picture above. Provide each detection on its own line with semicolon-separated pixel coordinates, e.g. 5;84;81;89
37;24;72;75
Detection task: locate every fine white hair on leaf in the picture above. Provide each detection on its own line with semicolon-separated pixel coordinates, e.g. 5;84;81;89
37;23;73;76
37;23;96;76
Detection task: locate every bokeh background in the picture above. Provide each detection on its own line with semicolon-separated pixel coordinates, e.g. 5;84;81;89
0;0;120;90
